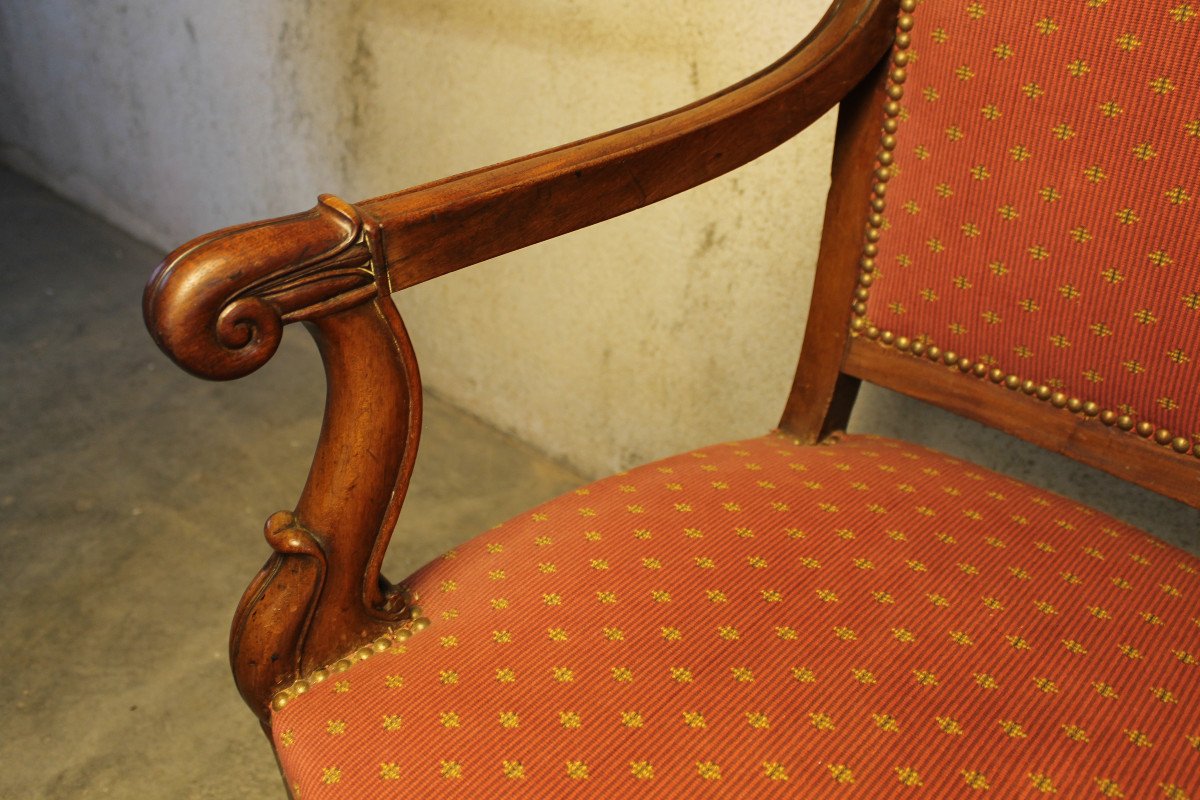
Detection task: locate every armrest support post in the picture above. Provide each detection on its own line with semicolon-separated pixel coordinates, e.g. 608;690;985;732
144;196;424;720
230;293;422;722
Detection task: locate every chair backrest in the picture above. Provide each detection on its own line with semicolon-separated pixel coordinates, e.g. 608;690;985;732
786;0;1200;507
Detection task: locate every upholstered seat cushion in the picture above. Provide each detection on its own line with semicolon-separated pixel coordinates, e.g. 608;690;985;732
272;433;1199;797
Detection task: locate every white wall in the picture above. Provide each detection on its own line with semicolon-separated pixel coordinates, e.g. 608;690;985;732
0;0;837;477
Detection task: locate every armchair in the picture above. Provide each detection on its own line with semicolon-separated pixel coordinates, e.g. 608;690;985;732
146;0;1199;796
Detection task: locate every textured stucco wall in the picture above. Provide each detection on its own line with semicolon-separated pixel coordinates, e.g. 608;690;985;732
0;1;369;246
0;0;836;478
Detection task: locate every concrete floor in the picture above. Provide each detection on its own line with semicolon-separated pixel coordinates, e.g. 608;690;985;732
1;166;1196;798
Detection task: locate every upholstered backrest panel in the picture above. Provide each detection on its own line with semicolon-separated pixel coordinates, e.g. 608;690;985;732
859;1;1199;455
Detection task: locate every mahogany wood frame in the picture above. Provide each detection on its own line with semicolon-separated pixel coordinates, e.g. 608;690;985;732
144;0;1198;732
145;0;898;723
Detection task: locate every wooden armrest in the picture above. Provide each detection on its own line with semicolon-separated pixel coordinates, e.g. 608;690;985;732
145;0;894;381
143;0;898;724
370;0;895;292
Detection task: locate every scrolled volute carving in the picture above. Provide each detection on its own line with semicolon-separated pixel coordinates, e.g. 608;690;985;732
143;195;381;380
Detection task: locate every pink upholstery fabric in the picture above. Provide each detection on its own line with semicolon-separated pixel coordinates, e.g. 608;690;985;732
273;433;1200;797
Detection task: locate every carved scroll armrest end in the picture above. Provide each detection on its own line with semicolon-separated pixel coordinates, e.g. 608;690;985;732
143;195;382;381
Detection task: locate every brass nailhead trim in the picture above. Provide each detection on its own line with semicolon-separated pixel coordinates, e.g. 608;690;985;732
270;597;431;712
848;4;1198;461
